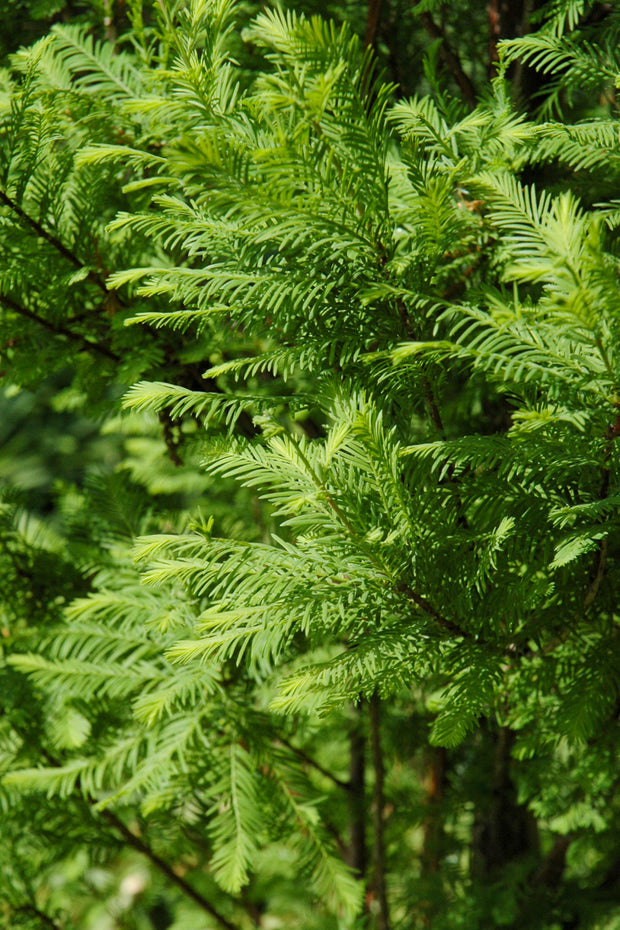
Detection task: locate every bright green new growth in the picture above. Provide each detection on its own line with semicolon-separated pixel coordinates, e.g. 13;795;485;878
1;1;620;928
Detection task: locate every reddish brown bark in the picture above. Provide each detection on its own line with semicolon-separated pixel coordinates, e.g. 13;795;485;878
419;12;477;107
365;0;385;49
421;747;448;874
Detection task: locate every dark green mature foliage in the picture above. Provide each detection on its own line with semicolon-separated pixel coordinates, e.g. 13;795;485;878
1;1;620;928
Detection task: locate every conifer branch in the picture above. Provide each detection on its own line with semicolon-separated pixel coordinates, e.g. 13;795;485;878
158;408;184;466
0;293;119;361
99;810;244;930
14;905;63;930
421;746;448;875
396;298;446;437
532;834;572;889
27;742;244;930
584;406;620;609
421;373;446;438
292;435;464;637
395;581;469;638
0;189;115;297
277;736;351;790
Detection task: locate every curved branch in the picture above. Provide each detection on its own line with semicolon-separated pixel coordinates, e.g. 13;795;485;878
0;293;119;361
0;188;122;299
418;12;477;107
100;809;243;930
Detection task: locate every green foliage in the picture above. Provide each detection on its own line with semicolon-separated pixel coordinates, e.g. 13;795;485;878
1;1;620;928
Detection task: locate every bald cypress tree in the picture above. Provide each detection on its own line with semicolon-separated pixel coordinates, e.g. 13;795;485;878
1;2;620;928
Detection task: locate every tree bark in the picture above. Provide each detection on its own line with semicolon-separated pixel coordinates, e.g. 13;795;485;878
368;691;390;930
365;0;384;50
347;703;367;876
418;12;477;107
487;0;545;108
471;726;538;878
421;747;448;874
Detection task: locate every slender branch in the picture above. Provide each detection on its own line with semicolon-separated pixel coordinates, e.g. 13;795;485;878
584;538;608;609
418;12;477;107
396;580;468;638
14;905;63;930
0;293;119;361
277;735;351;791
420;746;448;875
27;742;246;930
292;435;465;637
99;809;243;930
396;298;445;438
159;408;184;466
421;373;446;438
0;189;113;296
368;691;390;930
584;406;620;609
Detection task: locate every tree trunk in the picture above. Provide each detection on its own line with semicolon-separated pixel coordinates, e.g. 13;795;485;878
421;746;448;874
347;703;367;876
471;726;538;878
368;691;391;930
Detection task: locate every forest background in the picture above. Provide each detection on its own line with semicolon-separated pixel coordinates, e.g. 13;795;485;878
1;1;620;929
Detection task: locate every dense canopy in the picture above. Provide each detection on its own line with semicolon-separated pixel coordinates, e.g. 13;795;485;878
1;2;619;929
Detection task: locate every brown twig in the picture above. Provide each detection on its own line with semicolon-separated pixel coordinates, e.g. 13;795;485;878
532;834;572;889
421;373;446;438
100;809;243;930
584;407;620;609
396;580;468;638
396;298;446;437
277;735;351;791
418;12;477;107
0;189;115;297
158;408;184;466
420;746;448;875
0;293;119;361
347;703;367;876
14;905;63;930
24;744;244;930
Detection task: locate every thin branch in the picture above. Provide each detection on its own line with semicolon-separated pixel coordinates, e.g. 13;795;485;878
368;691;390;930
28;742;246;930
14;905;63;930
277;735;351;791
158;408;184;466
584;407;620;609
420;746;448;875
0;293;119;361
396;580;468;638
0;188;114;296
99;809;243;930
418;12;477;107
532;834;572;889
292;435;465;638
396;298;446;438
421;373;446;438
